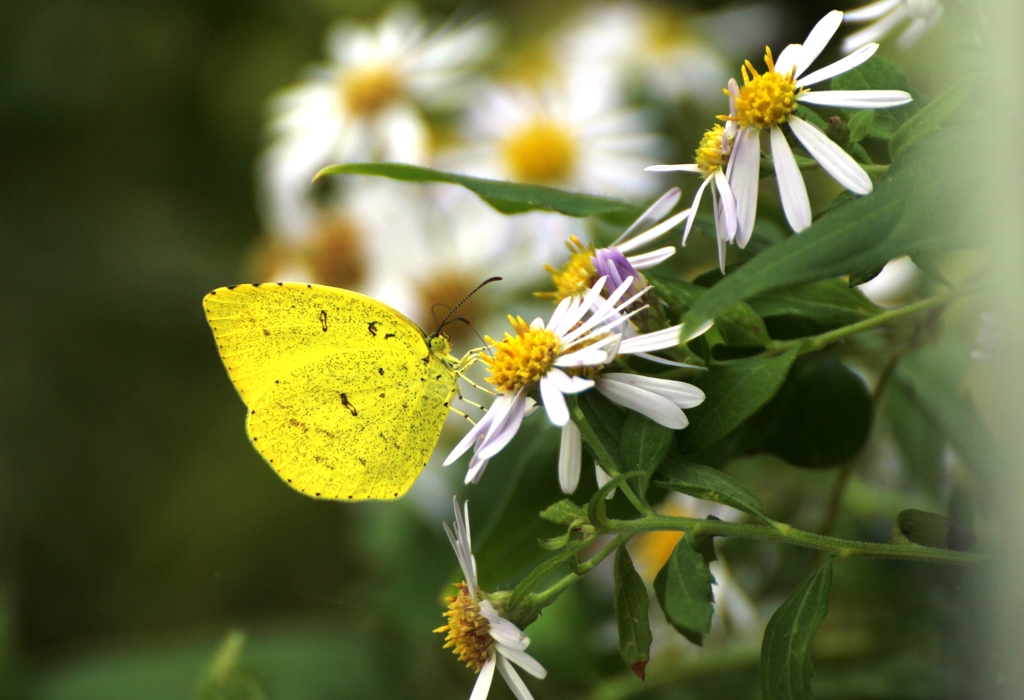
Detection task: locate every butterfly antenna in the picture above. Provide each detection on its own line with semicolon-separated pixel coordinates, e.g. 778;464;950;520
431;303;455;329
434;277;502;336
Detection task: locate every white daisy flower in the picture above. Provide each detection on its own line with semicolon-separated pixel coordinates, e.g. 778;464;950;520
645;82;741;273
260;5;494;237
449;73;662;198
563;3;728;104
541;187;690;301
723;10;912;240
436;498;547;700
842;0;943;54
444;277;706;491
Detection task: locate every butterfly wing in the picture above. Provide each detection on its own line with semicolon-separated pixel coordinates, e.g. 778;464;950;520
204;283;457;500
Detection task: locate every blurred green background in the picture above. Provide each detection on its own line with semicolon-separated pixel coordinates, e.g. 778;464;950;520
1;0;1016;698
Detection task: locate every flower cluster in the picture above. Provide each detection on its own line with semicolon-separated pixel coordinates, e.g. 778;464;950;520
245;4;960;698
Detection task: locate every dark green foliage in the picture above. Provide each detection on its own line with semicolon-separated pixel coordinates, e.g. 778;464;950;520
613;547;652;679
654;533;716;646
761;560;833;700
758;354;874;468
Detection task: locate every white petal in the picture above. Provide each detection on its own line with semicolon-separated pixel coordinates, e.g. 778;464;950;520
717;228;729;274
546;294;576;339
632;352;706;370
771;126;812;233
479;601;529;650
618;209;689;253
897;17;931;50
681;177;712;245
561;277;634;344
465;449;490;485
797;89;913;108
596;379;688;430
555;345;616;368
713;169;738;243
626;246;676;269
774;44;804;76
499;648;547;683
843;0;901;22
798;43;878;87
470;656;497;700
618;325;683;354
727;128;761;248
645;163;701;173
841;9;906;54
444;401;501;466
497;655;536;699
540;377;570;427
553;277;606;336
613;187;682;247
789;116;873;195
595;464;617;499
558;421;582;494
795;10;845;78
544;368;595;394
477;392;529;460
600;373;706;409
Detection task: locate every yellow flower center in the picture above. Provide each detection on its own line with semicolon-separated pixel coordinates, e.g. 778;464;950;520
694;124;730;179
538;236;597;301
435;582;494;673
483;316;561;394
341;64;402;115
733;48;802;130
502;118;578;184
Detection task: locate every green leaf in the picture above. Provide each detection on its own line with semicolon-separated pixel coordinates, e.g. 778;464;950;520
829;56;918;141
613;546;653;680
654;456;774;524
679;128;972;339
575;391;626;473
747;279;881;331
654;533;716;645
758;355;874;468
539;499;588;526
316;162;641;222
620;412;674;495
891;509;976;551
761;559;833;700
890;77;973;158
847;264;887;287
847;109;875;145
678;348;800;453
650;274;768;351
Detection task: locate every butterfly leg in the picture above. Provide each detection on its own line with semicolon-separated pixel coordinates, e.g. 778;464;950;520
446;404;477;426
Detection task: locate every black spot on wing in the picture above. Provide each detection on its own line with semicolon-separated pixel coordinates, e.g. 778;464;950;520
319;309;329;332
340;392;358;416
368;321;379;337
385;332;396;339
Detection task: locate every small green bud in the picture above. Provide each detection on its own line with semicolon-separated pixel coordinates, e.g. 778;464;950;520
826;116;851;148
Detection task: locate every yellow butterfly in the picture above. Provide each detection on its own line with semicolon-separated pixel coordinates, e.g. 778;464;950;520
203;282;476;501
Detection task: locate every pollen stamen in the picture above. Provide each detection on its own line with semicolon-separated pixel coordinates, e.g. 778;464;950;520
435;582;494;673
733;47;803;130
537;236;597;301
482;317;561;393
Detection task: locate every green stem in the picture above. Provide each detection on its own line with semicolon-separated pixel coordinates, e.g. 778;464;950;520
609;515;982;565
569;402;653;516
766;287;970;355
527;535;624;610
861;163;890;175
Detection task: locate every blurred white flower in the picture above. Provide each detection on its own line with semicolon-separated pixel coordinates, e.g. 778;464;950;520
971;312;999;362
563;3;728;103
724;11;912;239
449;72;662;198
437;498;547;699
260;4;494;237
842;0;943;54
